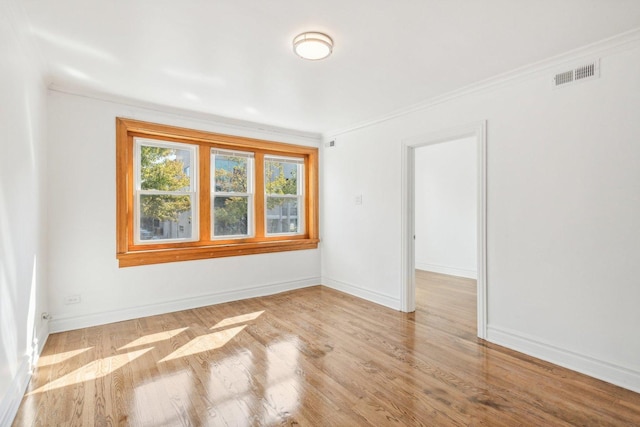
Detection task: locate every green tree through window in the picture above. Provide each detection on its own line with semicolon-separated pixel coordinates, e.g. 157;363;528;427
265;158;301;234
139;145;192;239
213;154;250;236
265;159;298;208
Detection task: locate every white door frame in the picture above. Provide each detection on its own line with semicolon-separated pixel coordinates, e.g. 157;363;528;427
400;121;487;339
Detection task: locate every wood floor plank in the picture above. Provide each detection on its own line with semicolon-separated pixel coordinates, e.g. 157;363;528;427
12;271;640;426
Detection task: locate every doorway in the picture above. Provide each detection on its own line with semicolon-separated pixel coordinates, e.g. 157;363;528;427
400;122;487;338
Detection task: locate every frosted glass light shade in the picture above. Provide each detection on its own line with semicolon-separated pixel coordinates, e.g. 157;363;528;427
293;32;333;60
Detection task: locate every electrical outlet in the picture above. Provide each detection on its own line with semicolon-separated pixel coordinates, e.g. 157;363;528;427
64;294;81;305
355;194;363;205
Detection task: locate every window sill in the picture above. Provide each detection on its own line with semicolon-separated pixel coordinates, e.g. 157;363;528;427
117;238;320;267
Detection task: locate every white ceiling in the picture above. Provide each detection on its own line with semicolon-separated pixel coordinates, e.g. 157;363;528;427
21;0;640;134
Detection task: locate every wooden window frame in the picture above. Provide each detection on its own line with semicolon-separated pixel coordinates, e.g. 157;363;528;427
116;118;319;267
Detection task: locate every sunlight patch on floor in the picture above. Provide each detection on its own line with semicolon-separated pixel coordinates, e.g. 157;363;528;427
28;348;152;395
212;310;264;330
159;326;247;362
37;347;93;367
119;327;188;350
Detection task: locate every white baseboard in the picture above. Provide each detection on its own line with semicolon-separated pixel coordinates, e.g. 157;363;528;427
487;325;640;394
49;277;321;333
32;325;49;367
415;262;477;279
321;276;401;310
0;357;31;427
0;324;49;427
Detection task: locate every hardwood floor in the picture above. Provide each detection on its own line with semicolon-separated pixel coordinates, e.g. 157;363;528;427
13;271;640;426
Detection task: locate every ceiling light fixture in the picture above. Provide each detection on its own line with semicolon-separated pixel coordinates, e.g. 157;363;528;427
293;32;333;61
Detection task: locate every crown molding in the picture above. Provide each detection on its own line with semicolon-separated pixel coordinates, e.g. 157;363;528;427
48;85;323;144
325;27;640;138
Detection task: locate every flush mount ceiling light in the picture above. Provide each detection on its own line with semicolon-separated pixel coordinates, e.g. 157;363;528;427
293;32;333;60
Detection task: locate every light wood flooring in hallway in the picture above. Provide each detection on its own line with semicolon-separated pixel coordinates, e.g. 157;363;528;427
13;271;640;425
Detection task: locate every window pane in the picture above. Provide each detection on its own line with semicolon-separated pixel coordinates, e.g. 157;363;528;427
214;155;248;192
265;159;299;195
140;195;192;240
140;146;191;191
266;198;299;234
213;196;248;236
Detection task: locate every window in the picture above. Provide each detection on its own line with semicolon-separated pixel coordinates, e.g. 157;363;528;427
212;149;254;239
265;156;304;235
134;139;198;244
116;118;319;267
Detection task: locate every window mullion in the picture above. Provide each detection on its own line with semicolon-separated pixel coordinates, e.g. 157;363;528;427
254;152;265;238
199;144;211;242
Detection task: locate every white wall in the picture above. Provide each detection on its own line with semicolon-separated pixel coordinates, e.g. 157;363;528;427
0;1;49;424
46;91;321;333
321;37;640;391
415;137;477;278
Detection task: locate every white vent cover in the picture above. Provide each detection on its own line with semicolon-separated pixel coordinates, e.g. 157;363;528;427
553;59;600;88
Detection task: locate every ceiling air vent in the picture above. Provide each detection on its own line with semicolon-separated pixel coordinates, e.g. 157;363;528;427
553;59;600;88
